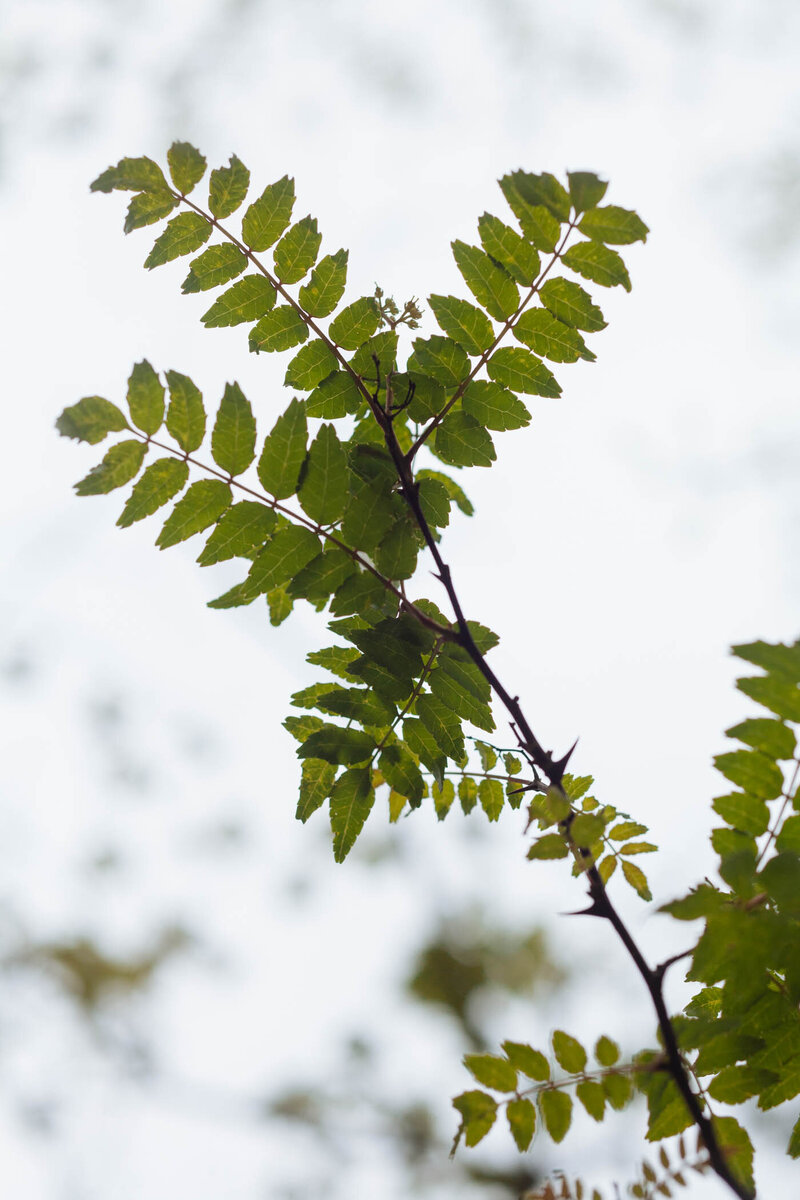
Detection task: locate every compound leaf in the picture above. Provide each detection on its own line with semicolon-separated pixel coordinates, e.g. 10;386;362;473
579;205;649;245
298;249;348;317
156;478;232;548
462;379;531;430
127;359;164;434
296;758;336;823
539;278;606;332
246;525;320;595
329;297;381;350
124;189;178;233
56;396;128;445
75;439;147;496
428;294;495;355
144;211;212;268
478;212;541;285
487;347;561;397
434;413;496;468
182;244;248;293
211;382;256;476
298;423;348;525
241;175;295;251
249;305;309;353
513;308;595;363
91;156;167;193
165;370;206;452
411;335;471;388
562;240;631;292
452;240;519;322
202;275;276;328
284;341;338;390
117;457;188;527
567;171;608;213
273;216;321;284
166;141;206;195
208;154;250;219
197;500;276;566
257;398;308;498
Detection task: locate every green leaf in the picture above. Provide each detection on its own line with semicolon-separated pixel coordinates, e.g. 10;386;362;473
273;216;321;284
620;841;657;855
578;205;649;245
459;777;478;813
660;883;725;922
562;240;631;292
475;741;498;770
166;141;206;195
710;1116;754;1192
603;1071;634;1110
506;1098;536;1151
539;278;606;332
182;244;248;293
414;694;465;763
349;330;398;382
567;171;608;214
288;546;355;604
738;673;800;723
452;1090;497;1148
432;778;455;819
776;815;800;852
434;413;496;468
403;718;447;788
283;714;324;743
569;813;606;845
197;500;276;566
608;820;647;839
428;294;495;355
712;792;770;836
246;525;320;595
241;175;295;251
462;380;531;430
249;305;309;353
202;276;276;328
298;726;375;767
144;211;212;268
165;370;206;452
329;297;381;351
727;717;796;760
788;1112;800;1158
284;341;338;390
267;585;293;625
91;156;167;193
759;852;800;914
380;745;425;807
428;652;494;733
124;188;178;233
513;308;595;363
298;249;348;317
307;371;363;417
576;1080;605;1122
452;240;519;322
75;439;147;496
499;174;562;251
210;382;256;476
156;478;232;548
552;1030;587;1073
477;213;540;285
418;477;451;528
341;478;399;551
511;170;571;221
298;423;348;524
208;154;250;219
708;1065;776;1105
417;470;474;516
714;749;784;799
411;335;471;388
374;517;420;581
479;777;504;821
295;758;336;823
117;457;188;527
502;1041;550;1081
463;1053;517;1092
527;833;569;860
127;359;164;435
539;1089;572;1143
56;396;128;445
622;859;652;901
594;1036;620;1066
487;347;561;397
330;766;375;862
598;855;617;883
734;639;800;680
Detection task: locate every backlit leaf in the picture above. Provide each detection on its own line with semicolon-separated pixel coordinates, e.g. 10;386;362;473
127;359;164;434
562;240;631;292
156;478;232;548
273;216;321;284
452;240;519;322
453;1090;497;1148
144;211;212;268
576;1080;605;1121
487;347;561;397
117;457;188;526
298;249;348;317
499;174;562;251
539;1088;572;1143
726;717;796;760
299;727;374;767
165;370;206;452
167;141;206;195
539;278;606;331
462;380;531;430
211;382;256;476
411;335;471;388
295;758;336;823
380;744;425;806
197;501;276;565
738;674;800;723
246;525;320;594
428;294;495;355
56;396;128;445
594;1036;620;1066
241;175;295;251
478;212;540;284
298;423;348;524
208;154;250;219
249;305;309;353
91;156;167;193
527;834;569;860
622;859;652;901
124;188;178;232
202;275;276;327
502;1041;550;1081
307;370;363;417
284;341;338;390
434;413;496;468
479;777;503;821
330;766;375;862
417;470;474;516
578;205;649;245
463;1054;517;1092
507;1098;536;1151
714;749;784;800
567;171;608;213
329;297;381;350
182;244;248;293
75;439;147;496
712;793;770;836
552;1030;587;1073
513;308;595;363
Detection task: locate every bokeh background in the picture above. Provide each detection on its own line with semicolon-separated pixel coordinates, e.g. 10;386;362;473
3;1;800;1196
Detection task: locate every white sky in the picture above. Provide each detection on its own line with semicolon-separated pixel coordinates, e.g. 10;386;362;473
2;0;800;1196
